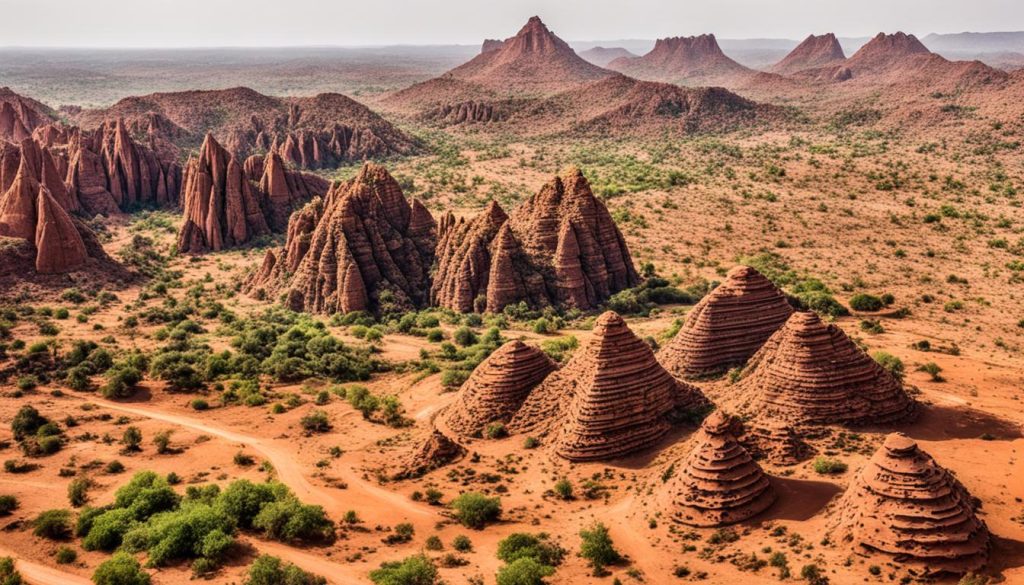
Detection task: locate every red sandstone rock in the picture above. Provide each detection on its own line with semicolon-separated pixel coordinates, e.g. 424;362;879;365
770;34;846;75
34;185;87;274
579;47;639;68
608;34;753;86
658;265;793;379
831;434;990;574
732;311;917;427
246;163;436;314
437;340;557;438
508;311;708;461
655;411;775;527
431;201;509;313
391;429;466;480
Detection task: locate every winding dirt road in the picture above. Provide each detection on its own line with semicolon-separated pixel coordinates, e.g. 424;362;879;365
0;546;90;585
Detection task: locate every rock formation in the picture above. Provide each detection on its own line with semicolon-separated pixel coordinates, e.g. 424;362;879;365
421;101;505;125
432;168;639;314
0;88;53;142
732;311;917;427
658;265;793;379
437;340;557;438
656;411;775;527
72;88;418;171
579;47;639;68
846;32;932;73
608;34;753;86
245;163;436;314
177;133;327;253
446;16;612;92
0;152;96;274
743;419;812;466
508;311;708;461
391;429;466;481
831;434;990;574
770;34;846;75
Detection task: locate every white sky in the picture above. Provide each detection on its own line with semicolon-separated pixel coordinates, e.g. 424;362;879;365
2;0;1021;47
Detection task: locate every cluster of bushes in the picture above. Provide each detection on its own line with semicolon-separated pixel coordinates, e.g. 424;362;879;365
369;554;438;585
606;276;708;317
496;533;566;585
246;555;326;585
408;324;505;390
339;385;409;427
739;252;848;317
76;472;333;577
450;492;502;529
11;405;63;457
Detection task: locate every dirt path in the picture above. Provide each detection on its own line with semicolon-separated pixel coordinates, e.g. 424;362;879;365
250;539;366;584
89;398;432;523
0;546;90;585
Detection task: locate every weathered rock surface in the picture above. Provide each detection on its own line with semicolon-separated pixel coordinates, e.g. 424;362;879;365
656;411;775;527
742;419;812;466
579;47;639;68
0;88;53;142
509;311;708;461
770;34;846;75
437;340;557;438
245;163;436;314
831;434;990;574
732;311;917;426
73;88;418;170
391;429;466;481
608;35;753;86
658;265;793;379
421;101;505;125
177;133;327;253
432;168;639;313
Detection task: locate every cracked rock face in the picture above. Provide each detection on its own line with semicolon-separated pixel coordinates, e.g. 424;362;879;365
437;340;557;438
177;133;327;253
831;433;990;574
658;265;793;379
432;167;639;314
732;311;917;427
655;411;775;527
508;311;708;462
245;162;435;315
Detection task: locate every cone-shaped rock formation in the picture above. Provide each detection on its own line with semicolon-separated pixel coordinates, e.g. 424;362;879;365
733;311;917;426
831;434;990;574
391;429;466;481
608;34;753;85
437;340;557;438
771;34;846;75
178;134;327;253
658;265;793;379
656;411;775;526
432;168;639;313
245;163;436;314
509;311;708;461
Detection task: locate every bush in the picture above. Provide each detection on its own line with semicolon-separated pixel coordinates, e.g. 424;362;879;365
812;457;848;475
121;426;143;452
369;554;438;585
579;523;621;574
484;422;508;439
101;364;142;399
552;478;573;500
252;498;334;542
215;480;285;529
33;509;72;539
83;508;135;551
15;375;38;391
68;477;91;507
453;327;477;347
0;558;19;585
190;399;209;411
54;545;77;564
497;533;565;566
450;492;501;529
872;351;905;382
12;405;47;440
0;496;17;515
849;294;884;312
496;557;555;585
245;555;326;585
92;552;151;585
452;534;473;552
300;410;332;433
153;431;172;454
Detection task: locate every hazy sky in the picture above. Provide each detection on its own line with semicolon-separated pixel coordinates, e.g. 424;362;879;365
2;0;1021;47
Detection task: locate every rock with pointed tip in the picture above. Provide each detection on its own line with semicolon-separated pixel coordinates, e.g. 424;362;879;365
34;185;87;274
655;411;775;526
431;201;508;313
390;429;466;481
509;311;708;461
658;265;793;379
771;34;846;75
830;434;990;574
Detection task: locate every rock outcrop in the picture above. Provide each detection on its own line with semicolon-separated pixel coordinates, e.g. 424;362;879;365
72;88;418;171
421;101;505;125
432;168;639;313
390;429;466;481
508;311;708;461
0;88;53;142
732;311;917;426
245;163;436;314
0;153;92;274
770;34;846;75
655;411;775;527
177;133;327;253
446;16;612;92
608;34;753;86
831;434;990;574
437;340;557;438
658;265;793;379
743;419;812;466
579;47;639;68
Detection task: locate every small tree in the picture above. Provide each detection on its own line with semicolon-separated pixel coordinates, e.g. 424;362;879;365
497;557;555;585
121;426;143;453
579;522;621;575
153;430;173;454
369;554;437;585
68;478;90;507
92;552;151;585
450;492;502;529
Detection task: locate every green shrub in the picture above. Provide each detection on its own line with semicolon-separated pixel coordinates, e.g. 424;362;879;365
121;426;143;452
440;369;469;389
54;545;77;564
812;457;848;475
0;557;18;585
15;375;38;391
849;294;884;312
497;533;565;566
552;479;573;500
450;492;501;529
83;508;135;551
452;534;473;552
579;523;622;574
92;552;151;585
0;495;17;515
300;410;331;433
484;422;508;439
369;554;437;585
33;508;72;539
453;327;477;347
252;498;334;542
872;351;905;382
496;557;555;585
11;405;47;440
215;480;286;528
68;478;91;507
190;399;209;411
245;555;326;585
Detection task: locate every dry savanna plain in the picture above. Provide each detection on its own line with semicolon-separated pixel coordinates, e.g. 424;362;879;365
0;15;1023;585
